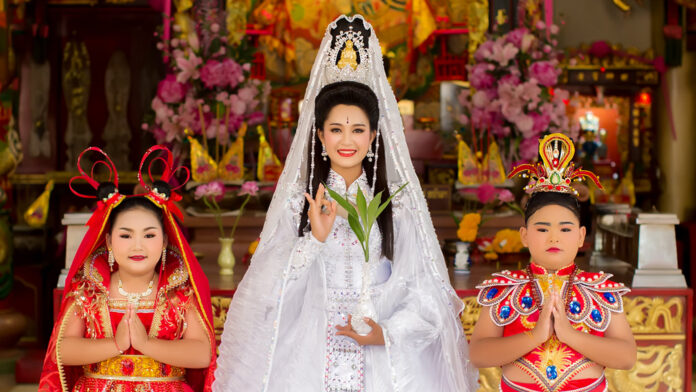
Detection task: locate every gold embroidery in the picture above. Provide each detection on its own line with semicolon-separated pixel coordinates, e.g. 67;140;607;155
83;354;185;380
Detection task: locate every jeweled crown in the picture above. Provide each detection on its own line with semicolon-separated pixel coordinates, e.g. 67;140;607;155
508;133;603;195
322;15;374;88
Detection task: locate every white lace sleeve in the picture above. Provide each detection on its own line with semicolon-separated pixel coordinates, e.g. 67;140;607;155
286;187;325;279
288;232;324;279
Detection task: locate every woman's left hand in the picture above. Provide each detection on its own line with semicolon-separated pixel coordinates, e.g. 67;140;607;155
551;291;577;343
127;304;150;352
336;315;385;346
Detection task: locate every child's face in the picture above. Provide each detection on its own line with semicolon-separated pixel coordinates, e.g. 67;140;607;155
106;207;167;277
520;204;586;271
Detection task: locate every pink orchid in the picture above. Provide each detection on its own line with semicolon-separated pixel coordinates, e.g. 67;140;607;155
175;51;202;83
239;181;259;197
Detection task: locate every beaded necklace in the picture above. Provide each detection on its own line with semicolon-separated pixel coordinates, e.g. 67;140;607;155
526;264;577;313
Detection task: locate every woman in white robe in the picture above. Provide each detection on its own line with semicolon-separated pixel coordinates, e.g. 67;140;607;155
213;14;478;392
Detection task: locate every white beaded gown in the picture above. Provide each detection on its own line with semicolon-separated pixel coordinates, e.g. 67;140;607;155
213;14;478;392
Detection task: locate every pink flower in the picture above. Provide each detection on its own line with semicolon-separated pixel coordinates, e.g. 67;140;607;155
200;60;227;88
157;74;188;103
529;61;560;87
175;50;202;83
474;41;495;62
195;181;225;201
506;28;528;48
491;41;519;66
475;183;498;204
530;112;551;133
549;24;560;35
468;63;495;90
498;189;515;203
239;181;259;196
222;59;245;89
519;137;540;160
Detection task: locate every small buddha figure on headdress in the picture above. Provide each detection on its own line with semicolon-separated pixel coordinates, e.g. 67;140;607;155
337;40;358;70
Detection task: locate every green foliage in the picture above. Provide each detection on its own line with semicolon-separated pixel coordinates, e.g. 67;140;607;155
325;183;407;263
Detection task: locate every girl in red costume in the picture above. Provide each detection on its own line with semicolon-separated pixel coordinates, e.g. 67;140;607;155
470;134;636;392
39;146;216;391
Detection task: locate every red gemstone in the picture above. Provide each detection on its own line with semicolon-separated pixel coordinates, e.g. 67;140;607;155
547;185;553;190
565;179;570;183
539;178;545;182
556;186;562;190
552;159;559;166
121;358;134;376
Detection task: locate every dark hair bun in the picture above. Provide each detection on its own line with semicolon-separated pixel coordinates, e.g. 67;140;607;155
96;182;118;200
152;180;171;199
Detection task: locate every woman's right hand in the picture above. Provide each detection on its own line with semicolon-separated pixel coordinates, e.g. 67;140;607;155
304;183;337;243
114;309;131;354
531;290;555;345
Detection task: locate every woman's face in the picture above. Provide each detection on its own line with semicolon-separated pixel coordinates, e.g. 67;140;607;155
318;104;375;174
520;204;585;271
106;207;166;277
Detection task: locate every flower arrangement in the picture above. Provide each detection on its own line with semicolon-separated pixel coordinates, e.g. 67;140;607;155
145;1;271;160
457;15;578;168
480;229;527;261
457;212;481;242
194;180;259;239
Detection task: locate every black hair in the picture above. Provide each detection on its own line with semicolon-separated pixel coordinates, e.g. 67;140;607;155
524;192;581;226
106;181;171;233
298;81;394;261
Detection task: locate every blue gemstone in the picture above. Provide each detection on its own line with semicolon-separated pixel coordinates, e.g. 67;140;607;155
570;301;581;314
500;305;511;319
521;296;533;308
486;288;499;300
546;365;558;380
603;292;616;304
591;309;602;322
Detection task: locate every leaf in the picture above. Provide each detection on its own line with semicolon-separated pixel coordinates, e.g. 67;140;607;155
324;183;358;218
347;213;365;243
356;186;368;225
376;183;408;217
366;191;382;231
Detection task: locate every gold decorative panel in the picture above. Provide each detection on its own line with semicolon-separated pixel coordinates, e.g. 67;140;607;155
606;344;684;392
624;296;684;334
461;296;482;335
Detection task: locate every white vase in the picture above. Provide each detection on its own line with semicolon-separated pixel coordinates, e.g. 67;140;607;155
218;237;235;276
454;241;471;274
351;263;377;335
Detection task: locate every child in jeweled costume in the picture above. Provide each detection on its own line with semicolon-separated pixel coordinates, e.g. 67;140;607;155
470;134;636;392
39;147;216;391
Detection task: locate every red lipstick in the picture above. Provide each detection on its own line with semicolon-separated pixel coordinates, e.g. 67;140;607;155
337;149;357;157
129;255;146;261
546;247;561;253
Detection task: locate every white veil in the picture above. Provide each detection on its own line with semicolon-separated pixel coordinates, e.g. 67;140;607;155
214;14;478;391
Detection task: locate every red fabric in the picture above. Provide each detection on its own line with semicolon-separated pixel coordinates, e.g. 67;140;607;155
501;377;607;392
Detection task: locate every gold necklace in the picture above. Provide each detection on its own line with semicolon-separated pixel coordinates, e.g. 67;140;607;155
118;277;154;306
